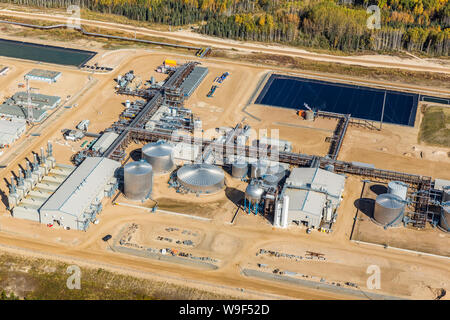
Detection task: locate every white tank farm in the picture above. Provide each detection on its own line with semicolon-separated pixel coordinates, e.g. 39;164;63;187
142;141;174;174
124;160;153;201
387;181;408;200
373;193;405;227
440;203;450;232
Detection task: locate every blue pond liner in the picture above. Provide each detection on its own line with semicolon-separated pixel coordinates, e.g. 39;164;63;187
255;74;419;127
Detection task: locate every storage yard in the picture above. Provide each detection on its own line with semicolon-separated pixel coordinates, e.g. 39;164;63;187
0;32;449;300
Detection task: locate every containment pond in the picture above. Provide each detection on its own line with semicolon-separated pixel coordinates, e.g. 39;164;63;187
0;38;96;67
255;74;419;127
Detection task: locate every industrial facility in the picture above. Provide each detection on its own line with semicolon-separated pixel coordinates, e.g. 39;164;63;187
9;144;120;231
4;58;449;240
0;91;61;122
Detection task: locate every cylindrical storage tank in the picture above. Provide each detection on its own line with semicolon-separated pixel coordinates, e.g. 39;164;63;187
231;161;248;179
263;174;280;186
281;195;290;228
266;162;287;179
142;141;174;174
305;110;315;121
250;159;268;179
124;160;153;201
125;100;131;108
177;164;224;194
373;193;405;227
443;186;450;203
440;204;450;232
388;181;408;200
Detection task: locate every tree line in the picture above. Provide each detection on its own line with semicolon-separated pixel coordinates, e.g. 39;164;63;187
0;0;448;56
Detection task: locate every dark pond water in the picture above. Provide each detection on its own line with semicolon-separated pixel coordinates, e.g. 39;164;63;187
0;38;96;67
255;74;419;126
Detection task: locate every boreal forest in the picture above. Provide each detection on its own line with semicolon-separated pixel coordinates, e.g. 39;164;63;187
1;0;449;55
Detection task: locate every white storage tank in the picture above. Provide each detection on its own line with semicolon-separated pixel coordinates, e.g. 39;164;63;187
443;186;450;203
388;181;408;200
373;193;405;227
231;161;248;179
124;160;153;201
250;159;268;179
281;195;290;228
142;141;174;174
440;203;450;232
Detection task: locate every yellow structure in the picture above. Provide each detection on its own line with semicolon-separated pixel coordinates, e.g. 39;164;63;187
164;59;177;67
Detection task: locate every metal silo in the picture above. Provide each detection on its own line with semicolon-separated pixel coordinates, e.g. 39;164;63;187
142;141;174;174
124;160;153;201
263;174;280;186
388;181;408;200
245;180;265;215
373;193;405;227
440;204;450;232
266;162;287;179
250;159;268;179
177;163;224;194
443;186;450;203
231;161;248;179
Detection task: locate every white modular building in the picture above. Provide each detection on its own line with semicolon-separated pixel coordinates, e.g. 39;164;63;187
276;167;346;229
39;157;120;231
25;69;62;83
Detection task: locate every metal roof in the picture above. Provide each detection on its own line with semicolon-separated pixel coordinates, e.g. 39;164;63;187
0;103;47;121
285;188;326;218
91;132;119;154
40;157;120;218
287;167;346;200
180;66;208;97
25;68;61;80
0;118;26;134
177;163;224;193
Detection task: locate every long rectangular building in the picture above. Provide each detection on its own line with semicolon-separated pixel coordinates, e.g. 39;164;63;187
39;157;120;231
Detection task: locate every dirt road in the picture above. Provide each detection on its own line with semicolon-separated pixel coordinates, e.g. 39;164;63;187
0;9;449;74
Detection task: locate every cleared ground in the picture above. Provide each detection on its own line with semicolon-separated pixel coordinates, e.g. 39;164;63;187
351;181;450;257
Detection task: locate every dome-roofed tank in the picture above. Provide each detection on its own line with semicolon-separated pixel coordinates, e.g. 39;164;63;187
440;203;450;232
124;160;153;201
177;163;224;194
373;193;405;227
142;141;174;174
245;180;265;203
388;181;408;200
231;161;248;179
245;180;265;215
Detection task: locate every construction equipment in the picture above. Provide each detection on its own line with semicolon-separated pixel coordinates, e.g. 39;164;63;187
207;85;218;98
